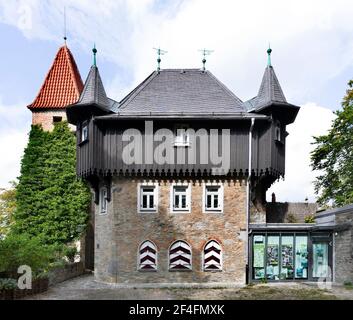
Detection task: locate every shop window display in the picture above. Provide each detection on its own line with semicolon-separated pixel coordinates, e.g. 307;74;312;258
295;236;308;279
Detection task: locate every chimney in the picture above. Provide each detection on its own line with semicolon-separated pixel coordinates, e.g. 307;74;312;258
271;192;276;203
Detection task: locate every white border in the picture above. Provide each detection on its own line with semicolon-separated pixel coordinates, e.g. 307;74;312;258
137;181;159;214
170;182;191;214
202;239;223;272
202;182;224;214
168;240;193;271
137;240;158;272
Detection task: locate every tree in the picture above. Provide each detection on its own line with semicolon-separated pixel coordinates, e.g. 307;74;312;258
311;80;353;206
0;182;17;239
13;122;91;245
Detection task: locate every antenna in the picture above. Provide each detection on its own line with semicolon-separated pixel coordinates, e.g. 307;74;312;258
199;49;214;72
153;47;168;72
63;6;67;43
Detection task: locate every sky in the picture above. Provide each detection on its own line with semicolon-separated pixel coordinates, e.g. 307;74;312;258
1;0;352;202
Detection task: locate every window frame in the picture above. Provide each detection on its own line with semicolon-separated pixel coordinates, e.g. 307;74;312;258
99;187;108;215
170;182;191;213
137;182;159;214
168;240;192;271
202;240;223;272
80;121;89;143
174;124;190;147
138;240;158;272
202;183;224;213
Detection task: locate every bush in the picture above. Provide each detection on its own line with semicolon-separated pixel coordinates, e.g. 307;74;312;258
286;213;298;223
0;233;55;277
64;246;77;263
0;278;17;290
304;214;315;223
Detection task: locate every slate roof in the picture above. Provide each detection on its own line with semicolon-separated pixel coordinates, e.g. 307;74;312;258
244;65;287;111
28;45;83;109
75;65;119;112
117;69;245;114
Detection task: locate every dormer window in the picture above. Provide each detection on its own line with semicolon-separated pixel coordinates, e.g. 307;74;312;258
174;125;190;147
81;121;88;143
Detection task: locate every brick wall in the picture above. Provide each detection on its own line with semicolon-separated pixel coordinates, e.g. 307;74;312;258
32;110;75;131
94;177;247;285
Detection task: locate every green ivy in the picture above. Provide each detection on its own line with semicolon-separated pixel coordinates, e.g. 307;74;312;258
13;122;90;246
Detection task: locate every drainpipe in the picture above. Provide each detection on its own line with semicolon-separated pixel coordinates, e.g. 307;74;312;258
245;117;255;283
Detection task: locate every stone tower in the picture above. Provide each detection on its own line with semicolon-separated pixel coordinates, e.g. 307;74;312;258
27;44;83;131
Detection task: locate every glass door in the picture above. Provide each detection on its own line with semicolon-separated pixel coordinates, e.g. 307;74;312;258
312;242;329;278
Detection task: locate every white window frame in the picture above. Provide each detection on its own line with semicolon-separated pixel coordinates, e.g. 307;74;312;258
137;182;158;213
275;121;282;142
170;182;191;213
174;124;190;147
99;187;108;215
81;121;88;142
202;182;224;213
138;240;158;272
202;240;223;272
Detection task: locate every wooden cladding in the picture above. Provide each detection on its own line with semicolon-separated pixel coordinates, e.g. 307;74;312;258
76;119;285;179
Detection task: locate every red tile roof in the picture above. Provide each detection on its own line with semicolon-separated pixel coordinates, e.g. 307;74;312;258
28;45;83;110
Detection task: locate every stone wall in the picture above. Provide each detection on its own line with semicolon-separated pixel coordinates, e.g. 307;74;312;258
32;110;75;131
94;177;247;285
334;212;353;284
48;262;84;286
266;202;318;223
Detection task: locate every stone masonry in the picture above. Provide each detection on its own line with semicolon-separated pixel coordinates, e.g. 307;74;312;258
94;177;247;285
32;110;75;131
334;212;353;284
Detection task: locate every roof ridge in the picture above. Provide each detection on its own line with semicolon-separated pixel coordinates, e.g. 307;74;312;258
63;45;83;98
206;71;244;106
118;71;157;111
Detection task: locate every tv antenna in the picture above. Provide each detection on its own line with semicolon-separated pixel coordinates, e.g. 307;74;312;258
153;47;168;72
199;49;214;71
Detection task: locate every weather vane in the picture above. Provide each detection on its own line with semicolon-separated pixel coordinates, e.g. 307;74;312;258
199;49;214;71
153;47;167;72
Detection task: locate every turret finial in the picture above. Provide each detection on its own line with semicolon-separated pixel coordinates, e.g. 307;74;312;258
198;49;214;72
92;43;97;66
267;44;272;66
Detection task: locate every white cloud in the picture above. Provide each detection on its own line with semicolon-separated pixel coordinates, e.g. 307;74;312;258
0;0;348;199
0;99;30;189
267;103;335;203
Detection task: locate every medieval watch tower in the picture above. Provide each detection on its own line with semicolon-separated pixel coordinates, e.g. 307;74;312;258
27;43;83;131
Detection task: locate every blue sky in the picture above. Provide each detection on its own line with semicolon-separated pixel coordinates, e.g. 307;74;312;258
1;0;353;202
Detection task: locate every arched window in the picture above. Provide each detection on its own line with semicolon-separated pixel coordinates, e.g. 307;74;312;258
169;240;192;270
138;241;157;271
203;240;222;271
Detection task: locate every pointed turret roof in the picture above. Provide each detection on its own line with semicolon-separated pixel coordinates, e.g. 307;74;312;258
28;45;83;110
66;47;118;124
244;48;300;124
77;65;110;107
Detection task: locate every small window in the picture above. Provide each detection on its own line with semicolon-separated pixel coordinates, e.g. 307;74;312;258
138;184;158;213
171;184;190;212
138;241;157;271
174;125;190;147
169;240;192;270
53;116;62;123
100;187;107;214
203;240;222;271
275;122;282;142
204;184;223;213
81;121;88;142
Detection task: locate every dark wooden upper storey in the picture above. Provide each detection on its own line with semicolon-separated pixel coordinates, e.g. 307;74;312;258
66;56;300;181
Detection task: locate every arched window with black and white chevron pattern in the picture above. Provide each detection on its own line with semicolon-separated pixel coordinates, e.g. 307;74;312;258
203;240;222;271
169;240;192;270
138;240;157;271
